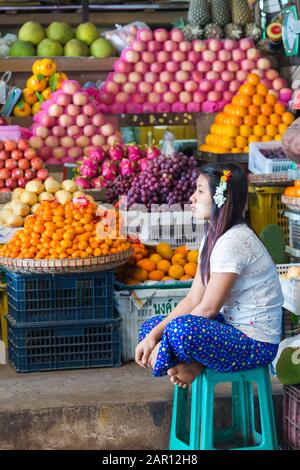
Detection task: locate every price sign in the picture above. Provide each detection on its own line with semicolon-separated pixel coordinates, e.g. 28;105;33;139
0;226;20;244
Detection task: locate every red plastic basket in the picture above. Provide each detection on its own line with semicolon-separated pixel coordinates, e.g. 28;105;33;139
283;384;300;450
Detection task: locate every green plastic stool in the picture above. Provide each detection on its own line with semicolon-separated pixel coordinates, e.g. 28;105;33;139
169;367;278;450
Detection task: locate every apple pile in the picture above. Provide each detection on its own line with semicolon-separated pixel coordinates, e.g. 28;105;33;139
97;28;293;114
29;80;122;165
0;139;49;192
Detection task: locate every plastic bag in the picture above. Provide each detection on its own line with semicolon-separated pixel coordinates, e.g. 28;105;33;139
0;72;22;117
272;334;300;385
102;22;150;52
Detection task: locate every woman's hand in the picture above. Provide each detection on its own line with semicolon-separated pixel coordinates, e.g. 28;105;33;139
135;335;158;369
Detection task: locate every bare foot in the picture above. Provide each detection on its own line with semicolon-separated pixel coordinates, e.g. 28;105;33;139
148;341;161;369
167;362;204;388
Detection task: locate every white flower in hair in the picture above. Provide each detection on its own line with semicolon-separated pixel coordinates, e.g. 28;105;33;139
213;170;232;209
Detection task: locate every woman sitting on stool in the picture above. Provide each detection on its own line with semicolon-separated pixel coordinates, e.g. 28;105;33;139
135;163;283;388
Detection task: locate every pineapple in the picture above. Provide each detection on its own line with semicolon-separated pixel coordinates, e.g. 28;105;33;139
204;24;224;39
188;0;211;27
224;23;243;40
210;0;231;27
183;24;204;40
245;23;262;42
230;0;253;26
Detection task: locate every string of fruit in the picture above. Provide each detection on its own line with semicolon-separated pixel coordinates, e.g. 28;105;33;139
13;58;68;117
0;197;130;260
117;242;199;285
200;72;295;154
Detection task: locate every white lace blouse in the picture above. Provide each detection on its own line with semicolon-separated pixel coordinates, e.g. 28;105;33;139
199;224;283;344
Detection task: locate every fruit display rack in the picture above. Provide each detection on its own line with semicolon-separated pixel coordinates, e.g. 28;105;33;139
196;150;249;165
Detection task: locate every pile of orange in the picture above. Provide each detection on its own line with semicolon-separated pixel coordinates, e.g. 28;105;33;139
200;73;295;154
284;180;300;198
0;200;130;260
119;242;199;285
13;58;68;117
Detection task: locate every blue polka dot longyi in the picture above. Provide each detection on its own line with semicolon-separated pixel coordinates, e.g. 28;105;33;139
139;314;278;378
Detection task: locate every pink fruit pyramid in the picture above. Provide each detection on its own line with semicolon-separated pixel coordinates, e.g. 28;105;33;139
97;28;292;115
29;80;123;165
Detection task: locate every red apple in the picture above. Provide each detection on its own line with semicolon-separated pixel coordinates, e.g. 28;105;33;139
0;150;9;161
17;177;27;188
0;188;11;192
17;139;29;151
31;157;43;170
0;161;4;169
0;180;4;189
4;140;17;152
11;149;23;161
0;168;11;180
0;141;3;151
37;168;49;180
11;168;24;179
24;148;37;160
24;169;36;180
18;159;30;170
6;178;17;190
5;159;18;170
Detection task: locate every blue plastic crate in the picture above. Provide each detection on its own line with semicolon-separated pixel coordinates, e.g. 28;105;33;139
6;315;121;373
6;270;114;323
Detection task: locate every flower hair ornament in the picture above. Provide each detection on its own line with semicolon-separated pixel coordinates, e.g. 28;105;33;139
213;170;232;208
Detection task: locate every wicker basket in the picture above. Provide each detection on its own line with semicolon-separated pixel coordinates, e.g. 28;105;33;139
248;173;293;187
0;249;132;274
282;195;300;214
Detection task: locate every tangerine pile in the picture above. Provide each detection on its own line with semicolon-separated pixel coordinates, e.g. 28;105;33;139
118;242;199;285
0;200;130;260
200;73;295;154
284;180;300;198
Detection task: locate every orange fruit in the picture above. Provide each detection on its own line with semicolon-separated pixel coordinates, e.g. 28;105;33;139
176;246;189;255
256;83;268;96
266;124;278;137
279;123;288;135
247;73;260;86
157;260;171;274
265;94;277;106
171;253;187;266
156;242;174;260
275;134;282;141
236;135;248;149
248;105;260;117
184;262;197;277
248;135;260;144
282;112;295;125
231;147;241;153
149;253;162;265
148;270;165;281
239;83;256;96
257;115;269;127
274;103;286;116
239;125;252;137
180;275;193;281
269;113;282;126
252;94;265;106
253;125;265;137
137;259;157;272
162;276;173;281
232;95;252;107
261;103;273;116
168;264;184;280
262;135;272;142
243;146;249;153
133;268;149;282
244;115;257;127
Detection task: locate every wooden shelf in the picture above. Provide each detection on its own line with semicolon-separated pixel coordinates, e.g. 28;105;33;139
0;56;118;73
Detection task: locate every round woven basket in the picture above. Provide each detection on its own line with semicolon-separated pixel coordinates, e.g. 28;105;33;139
0;249;132;274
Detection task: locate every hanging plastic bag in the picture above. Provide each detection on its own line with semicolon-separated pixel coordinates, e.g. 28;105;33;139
272;334;300;385
0;72;22;117
102;22;150;52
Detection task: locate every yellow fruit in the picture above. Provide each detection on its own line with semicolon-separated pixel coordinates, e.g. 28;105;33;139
184;262;197;277
235;135;248;149
187;250;199;263
156;242;174;260
180;275;193;281
243;146;249;153
168;264;184;280
32;101;41;115
149;253;162;265
262;135;272;142
279;123;288;135
266;124;278;137
219;136;235;149
275;134;282;141
239;125;252;138
162;276;173;281
171;253;187;266
253;125;265;137
157;260;171;274
149;270;165;281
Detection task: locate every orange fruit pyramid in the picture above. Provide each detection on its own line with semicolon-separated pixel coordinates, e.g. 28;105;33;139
200;73;295;154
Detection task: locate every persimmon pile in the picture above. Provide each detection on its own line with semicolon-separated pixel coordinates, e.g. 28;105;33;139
0;199;130;260
200;73;295;154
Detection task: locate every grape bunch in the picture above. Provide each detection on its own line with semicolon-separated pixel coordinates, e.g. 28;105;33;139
127;153;199;209
105;175;135;204
260;148;287;160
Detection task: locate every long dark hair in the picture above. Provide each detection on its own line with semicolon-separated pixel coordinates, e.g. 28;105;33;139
199;163;248;285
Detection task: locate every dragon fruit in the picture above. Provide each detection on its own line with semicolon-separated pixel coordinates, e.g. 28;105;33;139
75;176;92;189
140;157;150;172
92;176;106;189
145;146;161;160
109;144;124;162
88;147;105;163
120;159;138;176
80;160;99;179
102;160;117;181
127;145;142;162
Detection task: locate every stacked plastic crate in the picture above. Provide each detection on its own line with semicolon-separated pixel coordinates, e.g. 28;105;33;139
5;270;121;372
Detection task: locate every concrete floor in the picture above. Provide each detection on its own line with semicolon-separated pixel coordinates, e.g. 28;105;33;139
0;361;284;450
